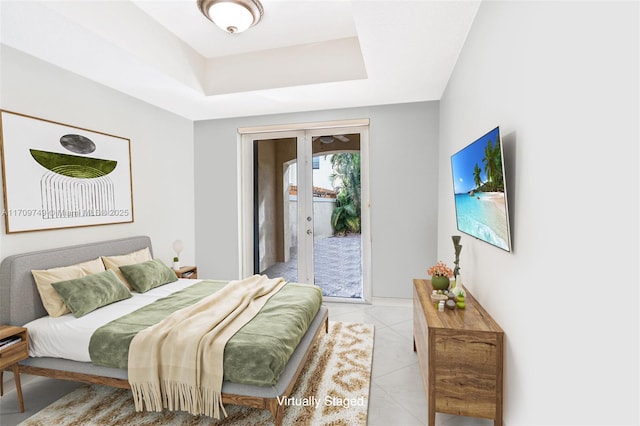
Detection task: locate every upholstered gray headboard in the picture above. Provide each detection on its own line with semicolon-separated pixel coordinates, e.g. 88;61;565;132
0;236;153;326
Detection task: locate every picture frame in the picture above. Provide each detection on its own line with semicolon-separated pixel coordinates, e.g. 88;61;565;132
0;110;134;233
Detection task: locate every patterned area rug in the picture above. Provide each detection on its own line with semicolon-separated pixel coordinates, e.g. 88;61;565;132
19;321;373;426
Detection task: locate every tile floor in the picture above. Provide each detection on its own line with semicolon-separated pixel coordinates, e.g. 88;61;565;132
0;298;493;425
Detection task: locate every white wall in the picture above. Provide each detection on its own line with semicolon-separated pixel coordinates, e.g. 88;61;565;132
194;102;439;298
0;46;196;265
438;1;638;424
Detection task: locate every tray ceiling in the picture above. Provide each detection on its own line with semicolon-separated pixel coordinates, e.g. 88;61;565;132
0;0;480;120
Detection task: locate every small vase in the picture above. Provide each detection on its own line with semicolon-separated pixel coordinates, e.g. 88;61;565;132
454;274;463;289
431;275;450;291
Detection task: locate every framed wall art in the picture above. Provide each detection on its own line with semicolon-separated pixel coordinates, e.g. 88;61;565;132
0;110;134;233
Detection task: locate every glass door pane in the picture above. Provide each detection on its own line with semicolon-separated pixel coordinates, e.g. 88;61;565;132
310;133;362;298
255;137;299;283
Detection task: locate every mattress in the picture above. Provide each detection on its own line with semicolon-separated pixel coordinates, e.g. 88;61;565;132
25;278;203;362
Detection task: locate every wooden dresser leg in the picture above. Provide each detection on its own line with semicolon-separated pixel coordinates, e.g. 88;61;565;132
428;410;436;426
1;370;4;396
12;364;24;412
428;392;436;426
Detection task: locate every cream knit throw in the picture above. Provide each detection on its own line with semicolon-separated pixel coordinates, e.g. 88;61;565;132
128;275;286;419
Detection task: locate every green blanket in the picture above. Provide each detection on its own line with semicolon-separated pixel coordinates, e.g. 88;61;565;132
89;280;322;386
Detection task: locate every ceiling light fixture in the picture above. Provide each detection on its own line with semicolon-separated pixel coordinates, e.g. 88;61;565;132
197;0;264;34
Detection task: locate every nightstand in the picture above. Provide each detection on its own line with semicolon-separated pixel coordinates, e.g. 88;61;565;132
174;265;198;279
0;325;28;412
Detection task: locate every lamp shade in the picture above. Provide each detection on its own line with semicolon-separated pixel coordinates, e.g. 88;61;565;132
172;240;184;256
198;0;264;34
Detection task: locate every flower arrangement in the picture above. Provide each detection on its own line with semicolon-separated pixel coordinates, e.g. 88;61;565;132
427;261;453;278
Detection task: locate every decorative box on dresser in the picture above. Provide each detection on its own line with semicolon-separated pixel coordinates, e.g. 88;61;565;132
413;279;504;426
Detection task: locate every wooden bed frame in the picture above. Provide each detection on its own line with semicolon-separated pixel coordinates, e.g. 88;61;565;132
0;236;329;425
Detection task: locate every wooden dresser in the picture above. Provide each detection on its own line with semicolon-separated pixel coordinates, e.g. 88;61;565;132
413;279;504;426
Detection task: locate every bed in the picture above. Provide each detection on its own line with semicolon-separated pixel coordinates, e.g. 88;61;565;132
0;236;329;425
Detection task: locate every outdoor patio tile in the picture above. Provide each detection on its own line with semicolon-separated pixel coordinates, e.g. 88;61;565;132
263;234;363;299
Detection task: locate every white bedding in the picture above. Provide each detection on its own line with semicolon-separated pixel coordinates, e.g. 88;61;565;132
25;278;202;362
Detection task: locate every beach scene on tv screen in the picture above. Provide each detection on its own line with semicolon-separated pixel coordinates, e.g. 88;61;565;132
451;127;510;251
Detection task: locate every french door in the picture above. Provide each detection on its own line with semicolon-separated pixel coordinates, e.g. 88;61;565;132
239;120;370;302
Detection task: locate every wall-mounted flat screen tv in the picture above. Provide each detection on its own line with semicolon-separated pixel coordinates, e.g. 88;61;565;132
451;126;512;252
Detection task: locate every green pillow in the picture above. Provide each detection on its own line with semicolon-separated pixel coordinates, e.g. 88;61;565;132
119;259;178;293
51;270;132;318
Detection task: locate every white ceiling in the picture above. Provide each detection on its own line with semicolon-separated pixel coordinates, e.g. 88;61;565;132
0;0;480;121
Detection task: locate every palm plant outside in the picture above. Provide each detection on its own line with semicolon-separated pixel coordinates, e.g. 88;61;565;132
330;153;361;235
